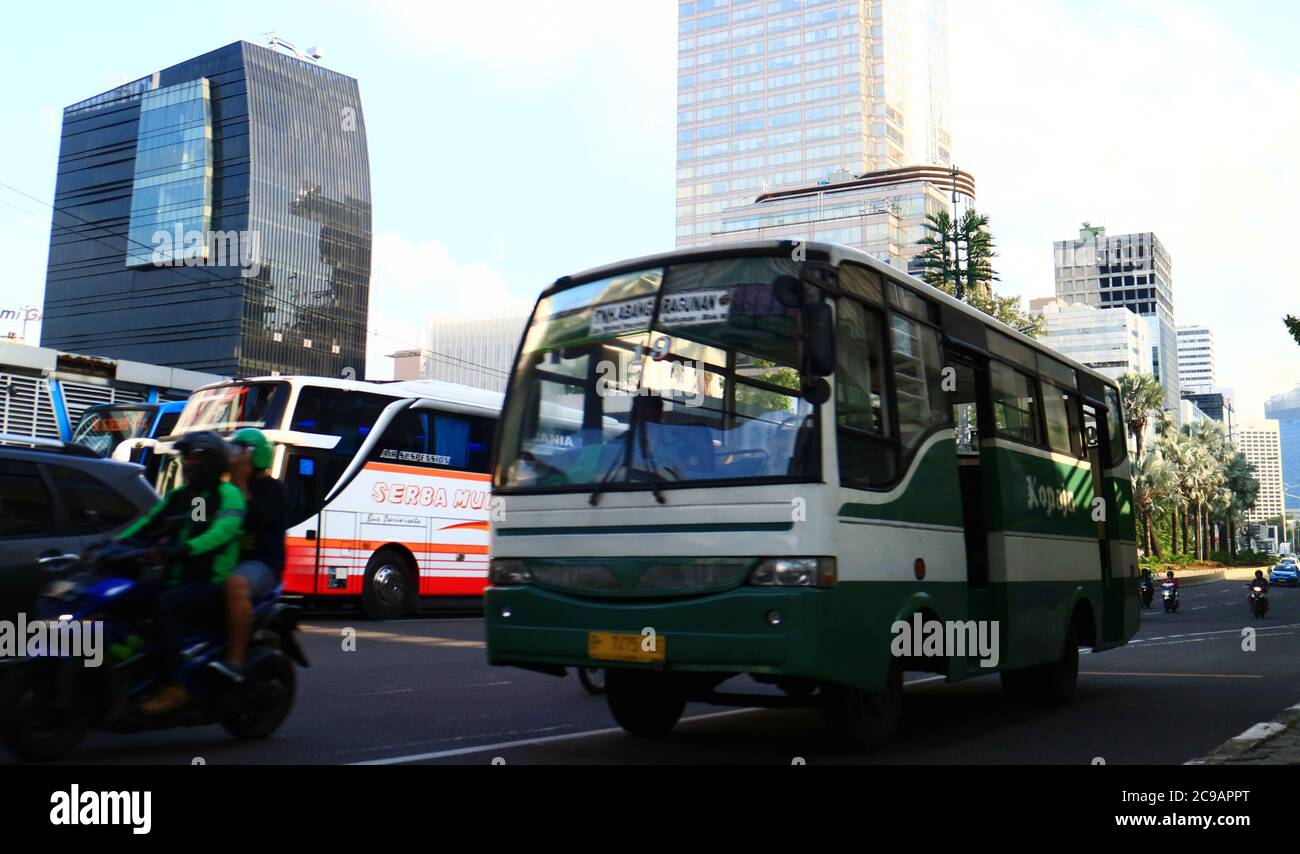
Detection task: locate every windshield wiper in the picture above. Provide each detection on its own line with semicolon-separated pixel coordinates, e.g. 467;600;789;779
589;396;668;506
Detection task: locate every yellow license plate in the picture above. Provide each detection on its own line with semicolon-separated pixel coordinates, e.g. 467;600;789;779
587;631;666;663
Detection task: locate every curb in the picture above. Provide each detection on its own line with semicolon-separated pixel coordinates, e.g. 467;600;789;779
1177;570;1224;587
1187;702;1300;765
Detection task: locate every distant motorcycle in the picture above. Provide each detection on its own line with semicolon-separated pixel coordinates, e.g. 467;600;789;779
1160;581;1179;613
1139;579;1154;609
1249;584;1269;619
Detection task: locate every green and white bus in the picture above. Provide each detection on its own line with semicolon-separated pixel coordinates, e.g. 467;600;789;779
485;241;1138;750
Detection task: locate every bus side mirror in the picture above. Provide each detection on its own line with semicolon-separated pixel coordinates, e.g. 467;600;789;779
771;275;803;308
805;303;835;377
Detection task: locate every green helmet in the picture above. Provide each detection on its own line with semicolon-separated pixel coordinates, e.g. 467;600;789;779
230;427;273;470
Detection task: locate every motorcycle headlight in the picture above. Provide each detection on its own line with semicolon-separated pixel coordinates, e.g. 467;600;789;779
42;579;80;599
488;559;532;586
748;557;836;588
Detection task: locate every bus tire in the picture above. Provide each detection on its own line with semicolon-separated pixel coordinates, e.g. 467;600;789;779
605;669;685;737
1000;621;1079;706
821;661;902;752
361;549;415;620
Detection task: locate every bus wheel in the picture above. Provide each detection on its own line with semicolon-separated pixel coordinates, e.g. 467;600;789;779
605;670;685;737
821;662;902;752
361;549;415;620
1000;621;1079;706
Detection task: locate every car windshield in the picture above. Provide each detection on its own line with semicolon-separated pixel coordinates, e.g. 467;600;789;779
495;255;820;491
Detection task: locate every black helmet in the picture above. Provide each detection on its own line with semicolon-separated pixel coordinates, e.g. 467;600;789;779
1255;569;1264;577
1166;570;1174;578
174;430;230;489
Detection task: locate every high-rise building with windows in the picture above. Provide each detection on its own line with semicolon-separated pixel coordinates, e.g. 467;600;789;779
676;0;952;248
1264;385;1300;512
40;40;372;378
1176;324;1215;394
1052;224;1178;415
1030;300;1151;383
1235;423;1285;524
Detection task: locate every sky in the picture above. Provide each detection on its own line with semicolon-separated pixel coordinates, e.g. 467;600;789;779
0;0;1296;420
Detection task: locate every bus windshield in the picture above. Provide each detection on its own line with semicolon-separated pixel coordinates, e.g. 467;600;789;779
71;405;155;457
174;381;290;435
495;255;819;492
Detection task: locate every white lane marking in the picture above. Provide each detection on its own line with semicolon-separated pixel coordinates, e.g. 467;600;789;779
1190;606;1208;610
349;708;763;764
1128;621;1300;645
905;675;945;686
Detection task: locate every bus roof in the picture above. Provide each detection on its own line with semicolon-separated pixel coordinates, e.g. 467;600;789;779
549;239;1119;392
190;375;504;415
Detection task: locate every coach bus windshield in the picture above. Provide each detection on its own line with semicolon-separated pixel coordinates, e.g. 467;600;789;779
71;405;155;457
173;381;290;435
495;255;820;492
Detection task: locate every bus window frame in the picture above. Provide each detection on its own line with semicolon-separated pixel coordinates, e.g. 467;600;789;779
834;265;950;493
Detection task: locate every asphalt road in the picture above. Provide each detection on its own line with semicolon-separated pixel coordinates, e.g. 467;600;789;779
10;577;1300;765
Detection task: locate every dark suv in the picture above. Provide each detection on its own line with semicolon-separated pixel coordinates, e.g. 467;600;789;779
0;436;158;617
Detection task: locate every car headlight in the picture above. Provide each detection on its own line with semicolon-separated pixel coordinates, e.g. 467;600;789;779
747;557;836;588
488;559;532;586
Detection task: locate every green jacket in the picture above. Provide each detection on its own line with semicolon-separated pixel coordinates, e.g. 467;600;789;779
116;481;247;584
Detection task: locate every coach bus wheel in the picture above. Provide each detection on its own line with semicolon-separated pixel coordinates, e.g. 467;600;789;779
362;549;415;620
821;661;902;752
605;670;685;736
1000;621;1079;706
577;667;607;695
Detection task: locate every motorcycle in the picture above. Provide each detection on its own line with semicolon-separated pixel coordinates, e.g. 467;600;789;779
0;541;309;761
1138;579;1154;609
1249;584;1269;619
1160;581;1179;613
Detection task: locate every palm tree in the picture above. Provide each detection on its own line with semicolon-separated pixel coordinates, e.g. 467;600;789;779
1135;448;1174;556
1118;372;1165;462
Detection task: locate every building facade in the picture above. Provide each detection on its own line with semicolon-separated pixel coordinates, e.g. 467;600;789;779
1176;324;1215;394
676;0;952;248
1052;224;1177;414
1180;389;1234;438
40;41;371;378
712;164;972;270
1264;385;1300;512
420;315;529;393
1235;423;1284;524
1032;299;1151;382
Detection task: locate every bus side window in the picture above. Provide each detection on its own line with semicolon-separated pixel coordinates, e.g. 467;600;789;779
1042;382;1084;458
835;297;897;487
1102;386;1127;466
990;362;1041;445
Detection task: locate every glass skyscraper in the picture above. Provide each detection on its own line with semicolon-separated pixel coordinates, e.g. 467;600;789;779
676;0;952;248
41;41;372;378
1265;386;1300;512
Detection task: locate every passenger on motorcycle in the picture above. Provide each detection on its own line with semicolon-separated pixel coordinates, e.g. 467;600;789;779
1250;569;1270;593
119;431;247;715
209;428;288;682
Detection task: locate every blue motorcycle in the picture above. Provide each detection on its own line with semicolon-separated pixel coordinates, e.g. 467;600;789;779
0;541;308;761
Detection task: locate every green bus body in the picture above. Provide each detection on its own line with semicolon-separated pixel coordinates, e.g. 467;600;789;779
485;241;1138;697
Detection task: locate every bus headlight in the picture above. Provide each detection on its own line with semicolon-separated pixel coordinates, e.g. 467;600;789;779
748;557;836;588
489;559;532;586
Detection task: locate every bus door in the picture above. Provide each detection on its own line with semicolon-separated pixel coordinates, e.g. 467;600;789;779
945;348;991;611
1083;401;1122;641
283;447;339;595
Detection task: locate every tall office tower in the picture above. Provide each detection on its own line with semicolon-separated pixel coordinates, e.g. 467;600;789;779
1176;324;1215;394
1235;423;1284;524
1264;386;1300;512
1052;224;1178;414
676;0;952;248
41;41;372;378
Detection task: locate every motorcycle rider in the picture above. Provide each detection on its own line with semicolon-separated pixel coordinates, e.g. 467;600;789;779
119;431;247;715
1250;569;1270;600
209;428;288;682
